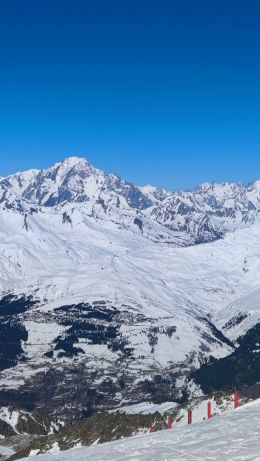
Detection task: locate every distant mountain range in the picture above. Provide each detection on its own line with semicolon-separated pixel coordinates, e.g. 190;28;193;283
2;156;260;245
1;156;260;430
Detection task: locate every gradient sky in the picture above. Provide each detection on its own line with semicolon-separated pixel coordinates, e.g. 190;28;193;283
0;0;260;190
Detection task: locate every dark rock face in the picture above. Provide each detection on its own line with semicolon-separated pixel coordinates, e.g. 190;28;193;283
0;296;36;371
106;176;153;211
0;322;28;371
134;218;143;231
192;322;260;392
222;313;248;331
0;295;36;317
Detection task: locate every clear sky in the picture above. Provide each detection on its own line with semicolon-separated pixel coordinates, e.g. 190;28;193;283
0;0;259;190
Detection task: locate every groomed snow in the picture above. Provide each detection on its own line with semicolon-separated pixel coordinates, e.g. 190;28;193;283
20;399;260;461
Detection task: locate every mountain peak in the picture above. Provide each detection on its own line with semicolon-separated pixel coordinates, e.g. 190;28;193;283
61;156;90;165
53;156;91;171
44;156;94;184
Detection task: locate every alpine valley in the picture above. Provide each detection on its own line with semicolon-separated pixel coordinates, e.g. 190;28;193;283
1;157;260;457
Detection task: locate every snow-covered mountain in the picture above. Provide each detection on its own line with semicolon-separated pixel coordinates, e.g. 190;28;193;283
150;180;260;243
2;156;260;245
1;156;260;423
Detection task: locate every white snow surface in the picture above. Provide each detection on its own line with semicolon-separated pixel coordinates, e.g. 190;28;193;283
0;446;15;456
0;408;19;431
111;401;178;415
20;399;260;461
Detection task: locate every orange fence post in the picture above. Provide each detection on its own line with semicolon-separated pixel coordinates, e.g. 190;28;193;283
207;401;212;419
234;391;239;409
167;416;173;429
188;409;192;425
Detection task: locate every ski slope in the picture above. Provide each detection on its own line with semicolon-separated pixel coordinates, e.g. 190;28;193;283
22;399;260;461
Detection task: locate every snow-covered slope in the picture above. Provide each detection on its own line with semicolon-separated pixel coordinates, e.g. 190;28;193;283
1;157;260;419
19;399;260;461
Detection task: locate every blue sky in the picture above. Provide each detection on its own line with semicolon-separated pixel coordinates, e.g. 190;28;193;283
0;0;259;190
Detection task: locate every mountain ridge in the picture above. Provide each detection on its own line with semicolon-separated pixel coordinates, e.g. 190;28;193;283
2;156;260;245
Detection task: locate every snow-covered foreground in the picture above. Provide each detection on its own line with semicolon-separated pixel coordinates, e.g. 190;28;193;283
23;400;260;461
